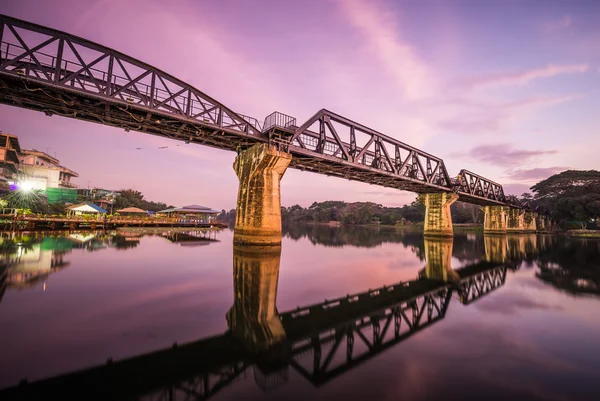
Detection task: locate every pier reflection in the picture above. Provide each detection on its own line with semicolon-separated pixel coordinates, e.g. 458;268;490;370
0;238;507;400
1;230;599;400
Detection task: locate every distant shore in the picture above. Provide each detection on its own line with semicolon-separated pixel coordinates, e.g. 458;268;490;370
565;230;600;238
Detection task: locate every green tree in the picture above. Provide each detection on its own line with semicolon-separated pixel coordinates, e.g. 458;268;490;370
113;189;145;210
531;170;600;228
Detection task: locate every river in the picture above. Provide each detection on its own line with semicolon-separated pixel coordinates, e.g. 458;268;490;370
0;226;599;400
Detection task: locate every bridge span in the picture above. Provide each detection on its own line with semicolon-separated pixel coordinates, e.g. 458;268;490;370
0;14;551;242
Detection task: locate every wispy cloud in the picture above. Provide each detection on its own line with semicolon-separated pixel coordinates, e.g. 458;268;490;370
439;94;580;134
455;144;557;165
542;15;574;33
336;0;435;99
463;64;589;90
505;167;568;181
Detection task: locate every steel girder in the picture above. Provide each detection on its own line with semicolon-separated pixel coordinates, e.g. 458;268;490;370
0;14;264;152
0;14;534;209
276;108;453;193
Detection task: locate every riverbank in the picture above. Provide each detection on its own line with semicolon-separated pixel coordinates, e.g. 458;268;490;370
565;229;600;238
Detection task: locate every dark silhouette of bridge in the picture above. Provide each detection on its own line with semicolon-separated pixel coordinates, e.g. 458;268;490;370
0;14;540;211
0;258;506;400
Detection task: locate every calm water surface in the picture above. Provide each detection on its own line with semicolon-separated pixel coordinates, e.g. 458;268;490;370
1;226;599;400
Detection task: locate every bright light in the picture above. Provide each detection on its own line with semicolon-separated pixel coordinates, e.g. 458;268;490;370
20;181;34;192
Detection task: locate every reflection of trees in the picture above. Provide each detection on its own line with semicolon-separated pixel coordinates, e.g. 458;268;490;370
109;235;141;250
283;225;488;263
452;233;485;263
535;238;600;296
283;224;424;251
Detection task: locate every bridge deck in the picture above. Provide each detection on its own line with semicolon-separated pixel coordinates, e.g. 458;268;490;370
0;14;537;210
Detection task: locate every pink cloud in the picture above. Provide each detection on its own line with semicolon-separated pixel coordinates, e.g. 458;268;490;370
439;94;581;134
455;143;557;166
336;0;436;100
464;64;589;90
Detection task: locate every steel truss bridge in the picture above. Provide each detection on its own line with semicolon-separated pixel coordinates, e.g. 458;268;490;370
0;14;542;210
0;262;507;400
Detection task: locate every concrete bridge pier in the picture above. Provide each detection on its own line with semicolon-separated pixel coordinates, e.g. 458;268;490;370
482;206;509;234
523;211;537;231
233;144;292;246
227;245;285;352
507;208;525;232
420;237;459;282
422;192;459;237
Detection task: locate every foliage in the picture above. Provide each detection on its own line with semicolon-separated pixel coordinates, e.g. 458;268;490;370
113;189;170;212
531;170;600;199
280;199;425;225
450;201;483;224
217;209;236;224
3;188;49;213
531;170;600;228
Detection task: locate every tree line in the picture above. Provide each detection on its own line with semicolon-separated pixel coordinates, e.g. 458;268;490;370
217;170;600;229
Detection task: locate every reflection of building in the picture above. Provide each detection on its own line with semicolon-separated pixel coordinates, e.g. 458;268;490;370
160;230;219;246
18;149;78;190
0;132;21;184
1;237;72;289
158;205;220;224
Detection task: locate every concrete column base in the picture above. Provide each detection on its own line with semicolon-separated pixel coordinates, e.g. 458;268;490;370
423;192;459;237
507;207;525;232
523;211;537;231
227;245;285;352
482;206;509;234
233;144;292;246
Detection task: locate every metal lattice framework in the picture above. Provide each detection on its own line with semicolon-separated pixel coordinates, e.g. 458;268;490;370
271;109;453;193
0;14;536;209
283;285;452;386
457;169;506;203
457;266;507;305
0;14;264;152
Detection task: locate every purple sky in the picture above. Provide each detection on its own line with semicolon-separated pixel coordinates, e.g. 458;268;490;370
1;0;598;210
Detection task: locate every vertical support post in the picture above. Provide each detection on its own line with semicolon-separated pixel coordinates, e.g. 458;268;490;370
234;144;292;246
482;206;508;234
507;208;526;232
523;211;537;231
423;192;459;237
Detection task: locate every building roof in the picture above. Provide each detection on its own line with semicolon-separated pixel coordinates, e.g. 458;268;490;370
158;204;220;214
116;207;147;213
21;149;60;165
0;132;22;153
66;202;107;213
57;164;79;177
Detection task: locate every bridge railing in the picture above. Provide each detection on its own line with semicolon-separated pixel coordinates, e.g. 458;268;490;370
0;15;263;138
263;111;297;132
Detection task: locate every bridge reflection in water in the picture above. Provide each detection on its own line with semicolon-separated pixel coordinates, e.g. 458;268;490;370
0;234;540;401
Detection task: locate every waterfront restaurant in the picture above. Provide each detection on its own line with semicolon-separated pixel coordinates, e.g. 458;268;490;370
156;204;220;224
